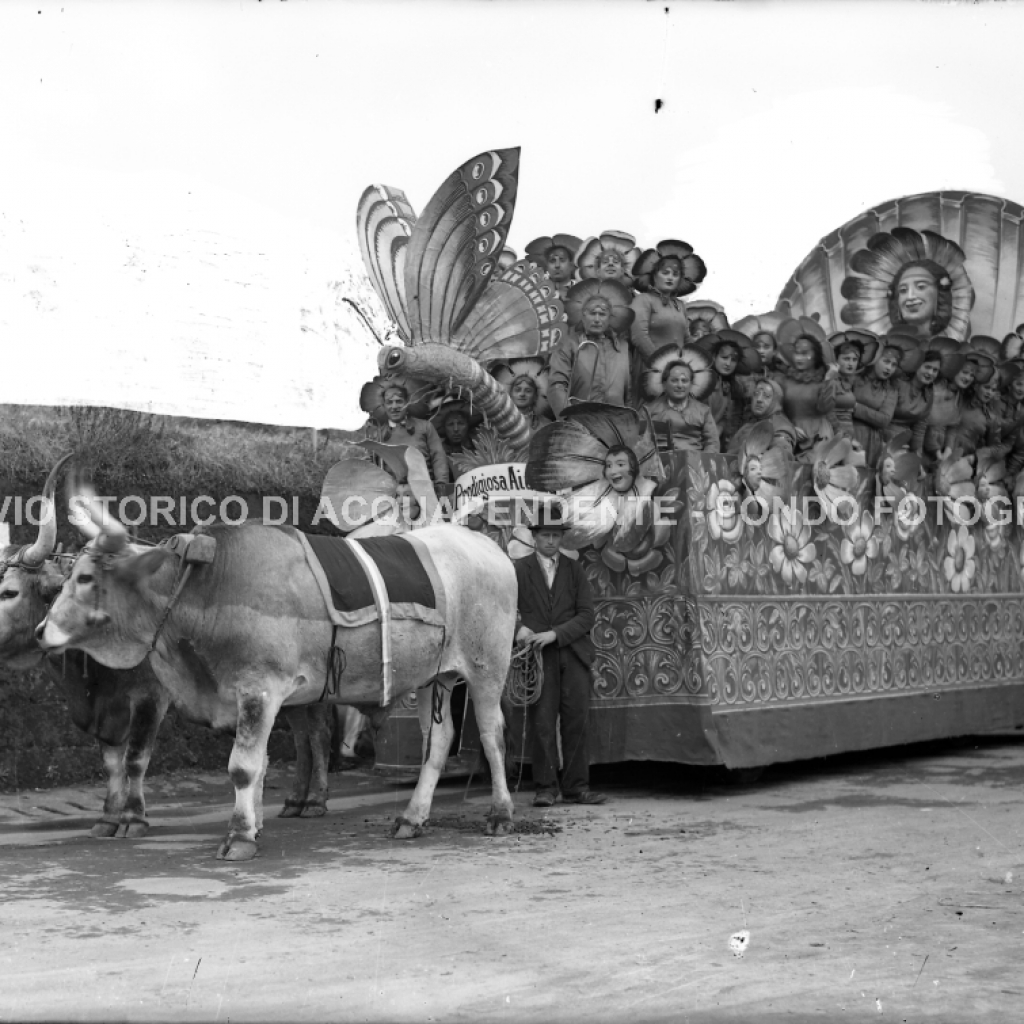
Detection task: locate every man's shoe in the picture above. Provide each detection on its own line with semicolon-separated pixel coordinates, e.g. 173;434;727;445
533;790;558;808
564;789;607;805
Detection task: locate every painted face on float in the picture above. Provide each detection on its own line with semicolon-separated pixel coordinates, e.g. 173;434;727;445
664;365;693;402
791;339;818;372
383;388;409;421
896;267;939;327
546;248;574;284
753;333;776;362
874;352;901;381
690;320;712;341
654;262;681;295
597;252;624;281
713;346;739;376
444;414;469;444
837;349;861;375
603;451;636;494
510;378;538;410
915;360;941;386
582;299;612;337
743;456;763;492
750;382;774;417
953;363;976;390
880;456;897;485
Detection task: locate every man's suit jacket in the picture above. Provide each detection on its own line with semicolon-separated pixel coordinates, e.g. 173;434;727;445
515;554;596;667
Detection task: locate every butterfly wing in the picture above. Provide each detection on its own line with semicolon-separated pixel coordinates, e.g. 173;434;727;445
452;259;568;360
356;185;417;342
404;148;521;345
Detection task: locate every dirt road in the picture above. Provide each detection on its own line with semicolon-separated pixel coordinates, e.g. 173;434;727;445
1;736;1023;1022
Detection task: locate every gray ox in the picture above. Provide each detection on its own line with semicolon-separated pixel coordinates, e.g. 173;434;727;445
37;505;518;860
0;459;168;837
0;464;340;837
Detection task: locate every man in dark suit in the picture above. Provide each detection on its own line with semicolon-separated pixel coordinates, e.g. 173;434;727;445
515;503;607;807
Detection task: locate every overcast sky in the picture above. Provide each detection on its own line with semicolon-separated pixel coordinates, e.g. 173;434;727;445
2;0;1022;427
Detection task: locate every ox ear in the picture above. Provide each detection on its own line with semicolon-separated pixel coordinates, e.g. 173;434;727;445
109;547;174;585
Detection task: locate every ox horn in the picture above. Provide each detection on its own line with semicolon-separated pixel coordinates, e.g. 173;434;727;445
69;478;128;554
22;454;74;568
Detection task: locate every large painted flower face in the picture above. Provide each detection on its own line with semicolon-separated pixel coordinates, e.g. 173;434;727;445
896;267;939;327
525;404;663;559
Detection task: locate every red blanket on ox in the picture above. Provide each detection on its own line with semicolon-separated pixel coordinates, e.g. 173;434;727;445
288;529;447;630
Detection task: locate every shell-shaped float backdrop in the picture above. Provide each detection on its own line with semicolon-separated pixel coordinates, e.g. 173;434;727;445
776;192;1024;342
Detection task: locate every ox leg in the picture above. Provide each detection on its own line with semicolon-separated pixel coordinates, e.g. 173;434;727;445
392;680;454;840
254;751;270;838
91;742;129;838
218;691;280;862
300;704;331;817
472;690;516;836
115;690;170;838
280;706;312;818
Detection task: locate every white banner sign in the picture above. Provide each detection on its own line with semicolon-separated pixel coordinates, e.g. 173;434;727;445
453;463;530;510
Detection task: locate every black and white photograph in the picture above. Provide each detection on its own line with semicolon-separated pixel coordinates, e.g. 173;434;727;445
2;1;1024;1020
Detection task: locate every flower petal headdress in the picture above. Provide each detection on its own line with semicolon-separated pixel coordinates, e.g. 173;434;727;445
632;239;707;298
564;279;636;336
642;343;715;401
576;231;642;285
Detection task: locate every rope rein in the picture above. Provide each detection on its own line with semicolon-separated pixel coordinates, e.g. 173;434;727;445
319;624;347;702
505;642;544;707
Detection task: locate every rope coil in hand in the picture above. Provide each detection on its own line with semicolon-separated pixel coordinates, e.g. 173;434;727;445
505;642;544;707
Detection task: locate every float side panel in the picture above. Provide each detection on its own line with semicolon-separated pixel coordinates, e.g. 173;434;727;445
709;684;1024;769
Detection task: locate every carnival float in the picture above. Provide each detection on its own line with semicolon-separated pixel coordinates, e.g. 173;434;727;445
335;148;1024;772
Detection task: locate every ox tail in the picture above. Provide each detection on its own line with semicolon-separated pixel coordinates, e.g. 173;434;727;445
378;343;530;453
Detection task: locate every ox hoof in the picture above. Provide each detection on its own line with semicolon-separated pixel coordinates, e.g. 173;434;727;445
90;821;119;839
485;815;515;837
278;801;303;818
300;802;327;818
216;836;259;861
116;820;150;839
390;816;424;840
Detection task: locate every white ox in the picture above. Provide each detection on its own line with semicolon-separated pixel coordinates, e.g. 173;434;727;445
37;509;518;860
